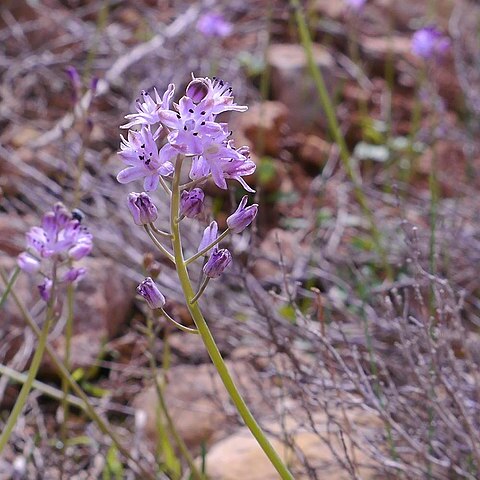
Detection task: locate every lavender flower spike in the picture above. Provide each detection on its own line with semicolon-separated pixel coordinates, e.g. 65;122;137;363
128;192;158;226
411;26;450;60
137;277;166;309
203;247;232;278
197;12;233;38
227;196;258;233
180;188;205;218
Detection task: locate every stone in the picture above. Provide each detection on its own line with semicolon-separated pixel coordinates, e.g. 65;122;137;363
134;360;275;451
232;101;289;157
297;134;331;168
266;43;336;131
203;409;381;480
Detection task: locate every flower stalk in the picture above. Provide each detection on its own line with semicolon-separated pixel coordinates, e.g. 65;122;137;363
170;158;294;480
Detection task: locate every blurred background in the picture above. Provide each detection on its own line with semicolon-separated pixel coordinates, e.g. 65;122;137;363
2;0;480;479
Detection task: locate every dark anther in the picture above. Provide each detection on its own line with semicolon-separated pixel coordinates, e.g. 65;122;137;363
72;209;85;223
177;114;181;119
141;144;145;148
184;126;187;131
139;155;145;160
189;108;194;113
201;111;206;115
201;121;206;125
193;132;198;136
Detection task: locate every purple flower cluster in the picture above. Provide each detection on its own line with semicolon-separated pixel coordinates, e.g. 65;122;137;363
196;12;233;38
17;203;92;300
119;76;259;307
411;26;450;60
117;76;255;192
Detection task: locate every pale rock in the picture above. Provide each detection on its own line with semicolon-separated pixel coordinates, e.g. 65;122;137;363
203;409;381;480
266;43;336;131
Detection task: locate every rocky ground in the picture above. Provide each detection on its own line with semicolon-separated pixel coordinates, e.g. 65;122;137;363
2;0;480;479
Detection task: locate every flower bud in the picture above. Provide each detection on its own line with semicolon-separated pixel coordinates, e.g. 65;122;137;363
203;247;232;278
17;252;40;273
137;277;165;309
186;78;209;103
63;267;86;283
128;192;158;226
226;196;258;233
180;188;205;218
38;277;53;302
198;221;218;255
68;237;93;261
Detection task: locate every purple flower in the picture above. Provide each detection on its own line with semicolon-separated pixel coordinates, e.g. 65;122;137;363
17;252;40;273
20;203;92;264
203;247;232;278
17;204;92;302
198;221;218;254
137;277;166;309
38;278;53;302
345;0;366;10
63;267;87;283
180;188;205;218
117;127;174;191
227;196;258;233
128;192;158;226
197;12;233;38
122;85;175;129
411;27;450;60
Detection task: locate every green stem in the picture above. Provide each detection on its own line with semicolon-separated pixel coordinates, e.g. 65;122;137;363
158;308;199;334
61;283;75;451
291;0;391;279
170;158;294;480
0;364;85;410
185;229;230;266
0;302;54;454
144;224;176;264
0;266;20;309
146;319;204;480
0;269;157;480
190;277;210;304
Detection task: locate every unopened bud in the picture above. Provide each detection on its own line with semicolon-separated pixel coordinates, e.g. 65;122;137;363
198;221;218;255
128;192;158;226
226;196;258;233
180;188;205;218
137;277;165;309
186;78;209;103
203;247;232;278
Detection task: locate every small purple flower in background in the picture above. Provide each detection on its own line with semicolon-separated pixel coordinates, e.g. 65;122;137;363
137;277;166;309
17;203;92;301
411;26;450;60
203;247;232;278
128;192;158;226
197;12;233;38
180;188;205;218
227;196;258;233
345;0;367;11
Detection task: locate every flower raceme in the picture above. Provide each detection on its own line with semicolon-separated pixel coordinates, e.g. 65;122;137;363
411;26;450;61
17;203;92;301
117;75;254;192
